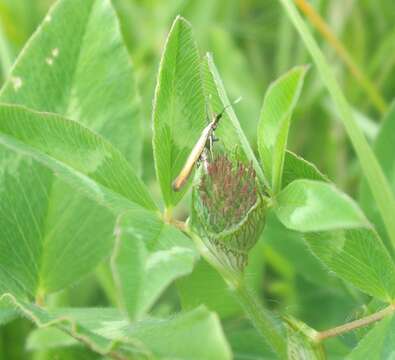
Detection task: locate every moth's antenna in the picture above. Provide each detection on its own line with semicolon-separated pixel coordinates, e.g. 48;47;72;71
217;96;242;118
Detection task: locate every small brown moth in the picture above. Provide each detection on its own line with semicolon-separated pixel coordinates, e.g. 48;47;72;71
172;98;241;191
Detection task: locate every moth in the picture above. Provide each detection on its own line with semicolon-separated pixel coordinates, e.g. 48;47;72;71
172;98;241;191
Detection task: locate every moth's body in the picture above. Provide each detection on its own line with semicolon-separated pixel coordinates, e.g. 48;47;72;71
172;114;220;191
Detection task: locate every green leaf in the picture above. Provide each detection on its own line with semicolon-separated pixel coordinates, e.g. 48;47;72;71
0;105;155;212
360;103;395;252
177;259;242;319
206;53;268;188
0;294;133;356
305;229;395;302
263;212;332;287
207;28;261;144
111;209;197;320
29;347;99;360
27;327;77;351
225;324;275;360
282;150;329;188
0;153;51;298
0;104;156;298
257;66;307;194
279;0;395;251
275;180;369;232
125;306;232;360
1;0;142;167
177;239;267;319
274;180;395;300
24;304;232;360
152;16;206;207
0;0;145;297
347;315;395;360
0;307;17;325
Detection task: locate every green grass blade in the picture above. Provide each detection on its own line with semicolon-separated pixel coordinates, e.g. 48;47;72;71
279;0;395;251
360;104;395;254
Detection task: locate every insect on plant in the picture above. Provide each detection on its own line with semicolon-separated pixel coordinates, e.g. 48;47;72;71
4;0;395;357
172;97;242;191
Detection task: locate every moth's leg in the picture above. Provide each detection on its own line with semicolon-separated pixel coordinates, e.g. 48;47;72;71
208;135;215;159
201;149;209;173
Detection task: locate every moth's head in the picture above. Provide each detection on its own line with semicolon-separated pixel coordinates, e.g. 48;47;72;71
213;97;241;125
213;112;223;128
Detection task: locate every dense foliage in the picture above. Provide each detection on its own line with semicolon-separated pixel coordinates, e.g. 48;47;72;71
0;0;395;359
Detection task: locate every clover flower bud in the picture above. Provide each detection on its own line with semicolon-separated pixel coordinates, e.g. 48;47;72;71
192;154;268;272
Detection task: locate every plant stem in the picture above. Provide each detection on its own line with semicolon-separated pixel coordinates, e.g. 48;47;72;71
316;303;395;341
186;228;241;289
294;0;388;115
279;0;395;252
186;228;287;359
233;279;287;359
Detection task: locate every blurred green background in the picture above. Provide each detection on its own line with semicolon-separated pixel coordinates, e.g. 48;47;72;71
0;0;394;358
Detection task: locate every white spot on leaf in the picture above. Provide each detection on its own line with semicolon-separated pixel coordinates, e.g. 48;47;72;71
46;57;53;66
52;48;59;57
98;320;129;338
11;76;23;91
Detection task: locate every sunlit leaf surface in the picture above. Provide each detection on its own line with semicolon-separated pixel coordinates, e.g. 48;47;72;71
0;0;145;296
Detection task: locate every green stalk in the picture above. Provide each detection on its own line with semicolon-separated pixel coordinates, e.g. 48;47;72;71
279;0;395;251
233;279;286;359
187;228;287;359
317;303;395;341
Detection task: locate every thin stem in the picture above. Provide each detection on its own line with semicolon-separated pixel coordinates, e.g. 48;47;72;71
316;304;395;341
186;228;241;288
186;227;287;359
233;279;287;359
294;0;388;115
163;207;173;223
